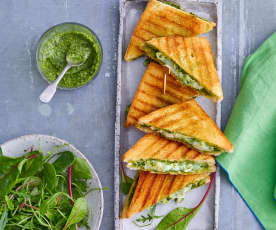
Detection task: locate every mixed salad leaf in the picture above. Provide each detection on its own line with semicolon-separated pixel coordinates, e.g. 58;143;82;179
0;147;94;230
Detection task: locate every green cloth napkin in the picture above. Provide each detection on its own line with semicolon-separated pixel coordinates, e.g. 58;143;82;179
217;32;276;230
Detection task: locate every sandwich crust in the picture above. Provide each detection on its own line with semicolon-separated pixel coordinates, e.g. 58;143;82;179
145;36;223;101
124;0;216;61
123;134;216;174
137;100;234;153
121;171;210;218
126;62;198;127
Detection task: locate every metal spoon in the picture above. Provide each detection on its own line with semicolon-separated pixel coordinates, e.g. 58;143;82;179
39;56;84;103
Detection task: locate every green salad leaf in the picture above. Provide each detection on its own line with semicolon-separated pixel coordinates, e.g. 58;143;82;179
42;163;57;191
134;205;163;227
20;151;43;178
0;155;24;198
0;209;8;230
63;197;88;230
71;158;92;180
156;206;201;230
126;104;131;117
143;57;151;66
53;151;75;173
40;192;72;215
4;196;14;210
120;172;133;195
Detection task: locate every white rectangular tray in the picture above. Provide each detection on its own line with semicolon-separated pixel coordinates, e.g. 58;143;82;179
115;0;222;229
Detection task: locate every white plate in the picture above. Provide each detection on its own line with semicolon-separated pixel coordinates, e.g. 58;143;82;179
0;134;104;230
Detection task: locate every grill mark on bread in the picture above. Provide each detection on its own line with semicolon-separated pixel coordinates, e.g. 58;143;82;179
152;174;167;204
199;38;212;89
130;172;145;205
173;36;182;73
147;140;171;158
139;27;159;37
183;37;193;77
167;175;177;195
193;37;207;87
126;115;138;124
154;15;192;33
158;117;185;130
148;72;184;89
146;19;169;33
164;144;183;158
187;150;200;160
142;81;184;102
150;106;181;124
132;106;148;115
141;173;157;208
138;86;170;105
136;98;160;111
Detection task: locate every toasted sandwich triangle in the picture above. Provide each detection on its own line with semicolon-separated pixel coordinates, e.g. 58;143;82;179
121;171;210;219
124;0;216;61
144;36;223;101
123;134;216;175
126;62;198;127
136;100;234;155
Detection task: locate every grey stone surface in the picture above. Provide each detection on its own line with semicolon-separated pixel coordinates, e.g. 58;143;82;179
0;0;274;229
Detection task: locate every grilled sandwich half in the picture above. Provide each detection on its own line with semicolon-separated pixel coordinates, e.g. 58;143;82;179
124;0;216;61
126;62;198;127
142;36;223;101
123;134;216;175
121;171;210;218
136;100;233;155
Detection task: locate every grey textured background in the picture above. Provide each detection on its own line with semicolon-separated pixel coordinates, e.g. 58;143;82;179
0;0;274;229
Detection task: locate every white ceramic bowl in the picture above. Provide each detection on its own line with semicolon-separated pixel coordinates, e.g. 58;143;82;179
0;134;104;230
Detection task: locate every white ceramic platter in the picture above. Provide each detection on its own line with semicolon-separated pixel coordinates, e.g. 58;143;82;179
115;0;222;229
0;134;104;230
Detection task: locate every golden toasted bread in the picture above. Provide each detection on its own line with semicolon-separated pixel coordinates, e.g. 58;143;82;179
143;36;223;101
136;100;234;155
126;62;198;127
123;134;216;174
121;171;210;218
124;0;216;61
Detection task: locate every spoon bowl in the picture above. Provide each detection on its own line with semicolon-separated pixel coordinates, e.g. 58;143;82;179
39;57;86;103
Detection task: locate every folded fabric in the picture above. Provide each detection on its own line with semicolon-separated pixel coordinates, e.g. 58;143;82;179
217;32;276;230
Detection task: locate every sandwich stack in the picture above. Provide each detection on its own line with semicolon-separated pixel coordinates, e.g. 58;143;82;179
120;0;233;221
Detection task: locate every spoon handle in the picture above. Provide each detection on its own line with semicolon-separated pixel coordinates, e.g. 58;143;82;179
39;65;71;103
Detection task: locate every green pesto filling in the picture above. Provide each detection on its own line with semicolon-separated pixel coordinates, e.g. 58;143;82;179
138;123;222;153
158;0;182;10
142;44;212;97
159;179;208;204
127;159;209;174
158;1;212;23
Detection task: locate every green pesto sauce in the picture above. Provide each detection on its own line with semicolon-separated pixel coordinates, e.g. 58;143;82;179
39;31;101;88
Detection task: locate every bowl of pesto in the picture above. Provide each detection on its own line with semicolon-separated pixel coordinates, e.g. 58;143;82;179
36;22;102;89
